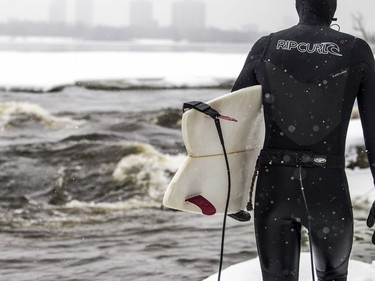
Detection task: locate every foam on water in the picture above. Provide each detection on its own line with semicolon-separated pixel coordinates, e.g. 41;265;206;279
0;101;84;131
113;142;185;202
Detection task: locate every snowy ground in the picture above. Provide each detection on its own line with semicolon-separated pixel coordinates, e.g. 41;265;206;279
0;51;246;91
203;253;375;281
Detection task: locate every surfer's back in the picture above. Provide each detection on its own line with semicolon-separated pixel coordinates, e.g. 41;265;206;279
233;22;375;156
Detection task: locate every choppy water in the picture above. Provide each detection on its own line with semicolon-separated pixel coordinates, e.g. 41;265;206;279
0;87;374;281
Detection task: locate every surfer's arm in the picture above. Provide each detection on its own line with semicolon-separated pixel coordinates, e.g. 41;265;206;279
355;39;375;246
232;36;269;92
356;39;375;183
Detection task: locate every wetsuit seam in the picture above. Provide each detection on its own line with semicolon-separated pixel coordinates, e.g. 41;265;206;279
314;202;352;278
265;61;349;84
357;61;374;85
297;23;331;28
343;37;374;76
315;253;350;277
348;37;360;74
258;261;298;280
262;34;273;60
254;35;273;85
347;61;372;76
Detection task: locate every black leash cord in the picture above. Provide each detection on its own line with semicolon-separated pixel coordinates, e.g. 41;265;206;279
214;118;231;281
182;101;233;281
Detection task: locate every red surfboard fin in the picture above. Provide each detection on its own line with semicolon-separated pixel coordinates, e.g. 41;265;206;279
185;195;216;215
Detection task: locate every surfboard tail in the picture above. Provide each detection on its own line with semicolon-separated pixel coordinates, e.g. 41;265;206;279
163;150;260;215
163;86;265;216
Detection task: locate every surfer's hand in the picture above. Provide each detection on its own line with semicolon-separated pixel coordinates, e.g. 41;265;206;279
367;200;375;245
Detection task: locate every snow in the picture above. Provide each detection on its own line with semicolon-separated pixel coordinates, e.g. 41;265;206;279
0;51;245;91
347;118;366;148
203;253;375;281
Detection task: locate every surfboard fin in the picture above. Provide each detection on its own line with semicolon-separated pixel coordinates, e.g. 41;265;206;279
185;195;216;216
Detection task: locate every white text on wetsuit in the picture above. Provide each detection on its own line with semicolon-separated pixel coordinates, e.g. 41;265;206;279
276;40;342;57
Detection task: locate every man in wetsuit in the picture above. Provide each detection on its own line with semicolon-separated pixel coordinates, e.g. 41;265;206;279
231;0;375;280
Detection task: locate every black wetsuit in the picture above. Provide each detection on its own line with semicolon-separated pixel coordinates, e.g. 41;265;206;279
232;0;375;280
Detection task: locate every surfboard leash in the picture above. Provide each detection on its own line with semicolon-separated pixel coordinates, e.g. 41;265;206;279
182;101;237;281
182;101;237;122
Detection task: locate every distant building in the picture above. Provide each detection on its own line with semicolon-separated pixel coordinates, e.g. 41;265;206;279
75;0;94;26
129;0;157;28
49;0;67;24
171;0;206;30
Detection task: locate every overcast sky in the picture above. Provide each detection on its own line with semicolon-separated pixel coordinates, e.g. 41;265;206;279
0;0;374;35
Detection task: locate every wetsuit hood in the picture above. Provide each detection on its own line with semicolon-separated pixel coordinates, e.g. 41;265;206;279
296;0;337;26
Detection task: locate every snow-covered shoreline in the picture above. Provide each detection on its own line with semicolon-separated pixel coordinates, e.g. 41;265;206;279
0;51;246;92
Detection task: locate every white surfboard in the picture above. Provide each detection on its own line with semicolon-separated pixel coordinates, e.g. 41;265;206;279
163;85;265;215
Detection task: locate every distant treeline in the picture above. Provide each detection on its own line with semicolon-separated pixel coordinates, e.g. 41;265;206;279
0;20;261;43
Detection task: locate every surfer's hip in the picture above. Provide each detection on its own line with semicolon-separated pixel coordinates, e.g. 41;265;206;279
257;148;345;169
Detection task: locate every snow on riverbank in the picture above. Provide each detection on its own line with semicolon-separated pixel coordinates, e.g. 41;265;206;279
0;51;246;91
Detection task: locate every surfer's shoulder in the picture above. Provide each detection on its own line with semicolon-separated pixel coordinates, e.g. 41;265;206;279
349;36;375;69
251;36;270;52
353;36;373;55
247;35;271;62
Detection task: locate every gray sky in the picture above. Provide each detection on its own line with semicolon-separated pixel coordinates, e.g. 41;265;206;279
0;0;374;35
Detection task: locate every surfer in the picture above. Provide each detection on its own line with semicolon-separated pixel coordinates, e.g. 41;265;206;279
231;0;375;280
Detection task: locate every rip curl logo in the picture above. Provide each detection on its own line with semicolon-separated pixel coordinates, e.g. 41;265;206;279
276;40;342;57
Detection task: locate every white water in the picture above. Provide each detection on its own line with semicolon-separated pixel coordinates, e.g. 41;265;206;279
0;101;83;131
